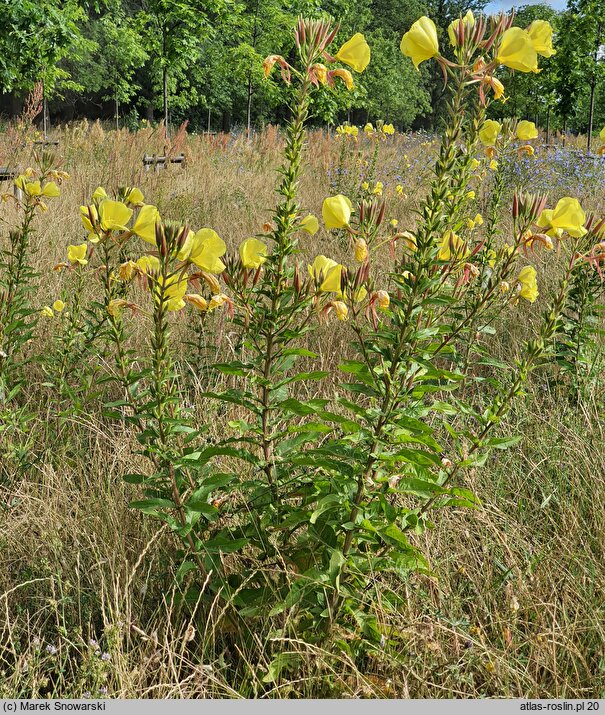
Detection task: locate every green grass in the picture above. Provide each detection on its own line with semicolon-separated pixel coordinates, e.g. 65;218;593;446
1;123;605;698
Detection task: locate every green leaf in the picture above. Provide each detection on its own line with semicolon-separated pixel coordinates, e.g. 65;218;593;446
202;536;249;553
482;435;522;449
129;498;175;512
310;494;341;524
262;653;302;683
394;478;447;499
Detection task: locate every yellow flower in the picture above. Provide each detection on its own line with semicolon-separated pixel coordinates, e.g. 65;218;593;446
92;186;108;202
487;76;505;100
98;200;132;232
311;63;328;84
41;182;60;197
373;181;383;196
80;205;98;235
178;228;227;273
390;218;398;228
53;299;65;313
600;126;605;143
470;158;480;170
376;290;390;310
331;300;349;321
119;261;138;280
309;255;343;293
537;197;587;238
528;20;556;58
331;68;354;90
474;213;483;226
300;214;319;235
108;299;128;317
334;33;371;73
361;181;369;191
517;266;538;302
438;231;467;261
159;274;188;311
401;16;439;69
67;244;88;266
489;159;499;170
40;306;54;318
364;122;374;135
448;10;474;47
184;294;209;312
382;123;395;135
517;120;538;140
466;190;476;200
496;27;538;73
322;194;352;229
401;231;417;251
136;256;161;276
479;120;501;147
396;184;405;195
125;187;145;204
208;293;230;311
239;238;268;268
132;205;161;245
354;238;368;262
15;177;60;197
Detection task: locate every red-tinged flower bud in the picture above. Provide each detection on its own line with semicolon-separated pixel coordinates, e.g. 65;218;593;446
294;264;302;294
359;201;365;224
512;192;519;219
253;266;262;286
340;266;349;294
377;200;386;226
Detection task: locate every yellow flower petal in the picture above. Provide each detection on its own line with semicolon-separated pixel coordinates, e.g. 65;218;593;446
308;255;343;293
180;228;227;274
98;199;133;232
479;120;501;147
67;244;88;265
239;238;268;269
496;27;538;73
401;16;440;69
518;266;538;302
322;194;352;229
132;205;161;245
528;20;556;58
300;214;319;235
334;33;371;73
516;120;538;140
41;182;60;197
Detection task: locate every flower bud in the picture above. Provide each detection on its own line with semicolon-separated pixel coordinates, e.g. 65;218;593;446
376;290;390;310
354;238;368;262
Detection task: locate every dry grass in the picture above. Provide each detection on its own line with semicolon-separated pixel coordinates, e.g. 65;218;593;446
1;123;604;698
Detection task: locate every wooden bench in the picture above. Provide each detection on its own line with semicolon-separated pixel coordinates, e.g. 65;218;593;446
143;153;185;172
0;168;21;199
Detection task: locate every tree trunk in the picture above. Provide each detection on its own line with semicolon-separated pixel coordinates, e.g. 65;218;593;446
115;94;119;131
246;0;261;140
163;66;169;138
42;83;48;138
587;23;602;153
207;107;211;134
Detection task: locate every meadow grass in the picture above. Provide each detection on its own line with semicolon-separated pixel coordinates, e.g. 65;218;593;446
1;123;604;698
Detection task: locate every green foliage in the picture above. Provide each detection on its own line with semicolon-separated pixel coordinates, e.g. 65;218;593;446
0;0;83;93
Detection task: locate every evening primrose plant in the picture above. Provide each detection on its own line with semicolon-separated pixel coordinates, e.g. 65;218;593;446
294;11;579;635
0;153;67;393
